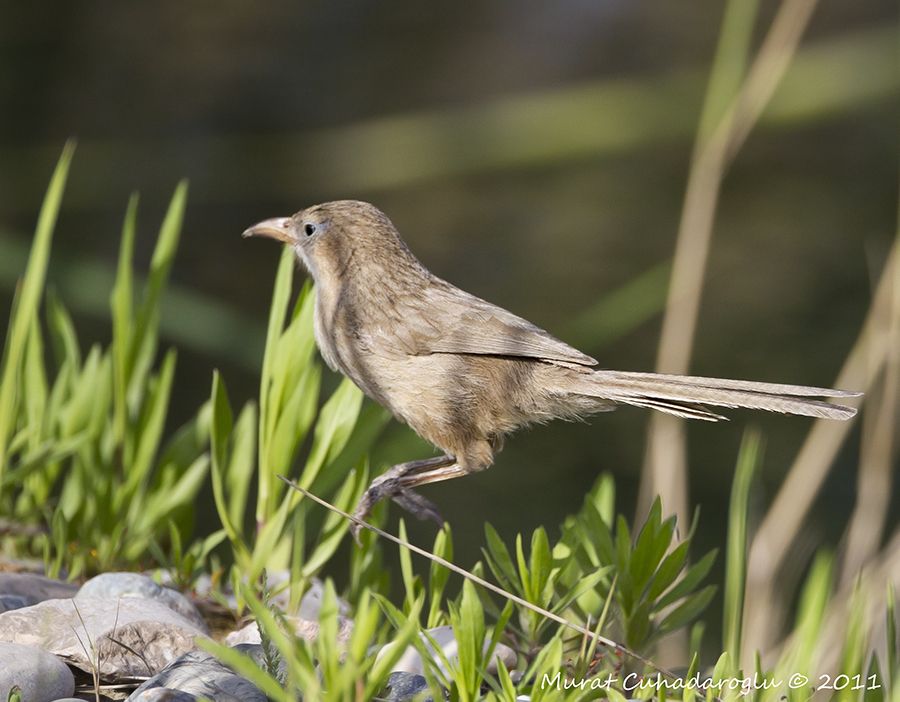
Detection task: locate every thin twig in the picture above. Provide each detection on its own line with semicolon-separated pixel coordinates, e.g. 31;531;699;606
277;476;678;681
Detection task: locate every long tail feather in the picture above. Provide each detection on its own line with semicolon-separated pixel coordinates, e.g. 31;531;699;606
576;370;860;422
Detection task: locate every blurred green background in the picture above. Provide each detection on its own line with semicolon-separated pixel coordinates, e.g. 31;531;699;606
1;1;896;565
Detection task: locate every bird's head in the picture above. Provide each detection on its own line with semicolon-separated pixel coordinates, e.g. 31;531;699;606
243;200;417;288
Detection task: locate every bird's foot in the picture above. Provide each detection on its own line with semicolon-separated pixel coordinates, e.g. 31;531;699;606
349;474;444;544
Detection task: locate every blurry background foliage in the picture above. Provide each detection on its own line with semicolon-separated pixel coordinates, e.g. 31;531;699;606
0;0;896;642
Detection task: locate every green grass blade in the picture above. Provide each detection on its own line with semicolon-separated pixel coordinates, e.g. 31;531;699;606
45;291;81;370
122;349;177;503
127;181;187;410
226;402;257;534
257;246;296;523
0;142;75;481
110;194;139;445
298;377;363;490
23;315;48;451
723;429;762;666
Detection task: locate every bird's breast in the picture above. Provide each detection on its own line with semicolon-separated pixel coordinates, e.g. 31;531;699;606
312;284;399;411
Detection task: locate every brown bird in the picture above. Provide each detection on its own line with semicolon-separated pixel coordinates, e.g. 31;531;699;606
244;201;860;536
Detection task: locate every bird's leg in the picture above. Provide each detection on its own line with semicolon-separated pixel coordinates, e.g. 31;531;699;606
351;454;469;541
352;455;453;524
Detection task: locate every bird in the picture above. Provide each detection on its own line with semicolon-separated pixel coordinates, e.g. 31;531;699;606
243;200;860;536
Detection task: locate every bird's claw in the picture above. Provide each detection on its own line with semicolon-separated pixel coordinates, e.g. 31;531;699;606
349;480;444;546
392;489;445;526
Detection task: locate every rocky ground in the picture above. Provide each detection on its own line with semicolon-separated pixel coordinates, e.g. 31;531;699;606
0;569;520;701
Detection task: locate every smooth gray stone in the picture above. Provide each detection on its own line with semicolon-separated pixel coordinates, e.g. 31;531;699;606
0;596;206;680
130;689;199;701
126;650;266;702
0;595;29;612
0;642;75;702
77;572;207;631
376;625;517;677
0;573;78;608
383;672;435;702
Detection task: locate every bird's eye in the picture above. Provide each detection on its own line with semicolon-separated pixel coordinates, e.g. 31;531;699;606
304;223;317;237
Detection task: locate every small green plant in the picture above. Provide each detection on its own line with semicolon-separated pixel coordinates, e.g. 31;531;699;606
201;579;422;701
209;247;389;603
483;474;716;656
0;146;211;577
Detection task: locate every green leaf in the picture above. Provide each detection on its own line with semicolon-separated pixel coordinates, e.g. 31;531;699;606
265;363;321;493
127;182;187;406
657;549;717;609
210;374;249;561
659;585;717;634
0;142;74;478
428;525;453;628
482;523;518;592
23;315;48;451
631;499;675;598
523;636;564;702
61;345;103;437
368;595;428;697
723;429;762;664
626;599;653;648
788;551;832;674
210;371;234;480
250;496;293;577
298;377;363;489
646;540;690;603
45;292;80;372
452;578;486;701
552;565;611;616
270;284;316;423
122;349;177;503
528;527;553;605
300;466;368;577
257;246;296;520
135;455;209;536
111;194;138;445
226;402;257;532
314;579;341;684
398;519;420;610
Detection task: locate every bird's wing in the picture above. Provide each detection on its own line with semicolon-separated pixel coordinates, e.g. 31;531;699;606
389;281;597;366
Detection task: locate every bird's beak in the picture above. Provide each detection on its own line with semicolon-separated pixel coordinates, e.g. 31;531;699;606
242;217;296;244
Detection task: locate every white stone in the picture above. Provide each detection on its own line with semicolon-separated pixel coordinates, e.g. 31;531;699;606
0;596;206;680
0;642;75;702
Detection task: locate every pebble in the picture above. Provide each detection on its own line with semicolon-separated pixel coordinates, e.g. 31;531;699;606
382;672;436;701
125;650;266;702
129;688;200;701
0;573;78;611
0;642;75;702
77;572;207;631
0;596;206;679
